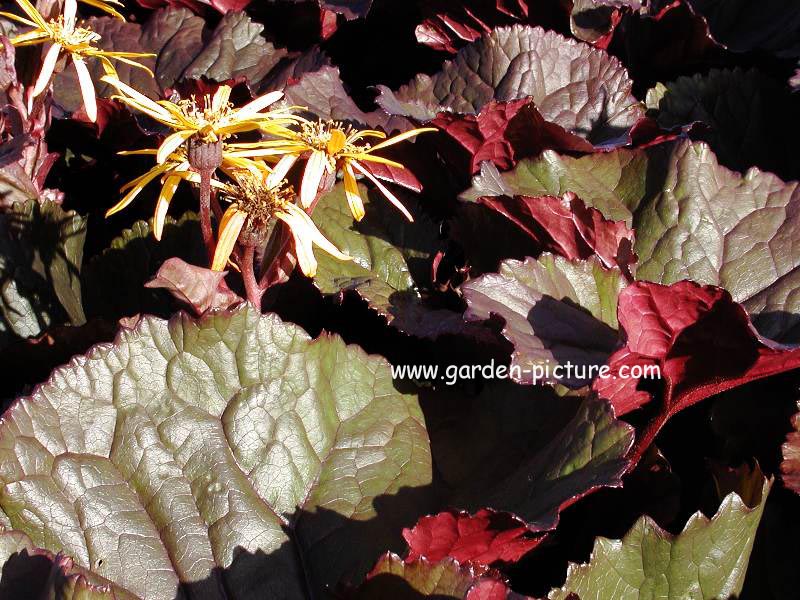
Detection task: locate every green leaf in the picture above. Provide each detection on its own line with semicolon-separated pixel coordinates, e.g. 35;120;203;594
377;25;644;146
355;553;507;599
549;476;772;600
460;147;654;224
462;254;625;387
0;305;433;598
0;200;86;349
82;212;206;321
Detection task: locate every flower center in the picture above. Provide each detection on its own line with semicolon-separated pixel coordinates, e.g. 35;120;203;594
177;94;235;142
49;18;100;51
299;120;359;156
226;173;295;230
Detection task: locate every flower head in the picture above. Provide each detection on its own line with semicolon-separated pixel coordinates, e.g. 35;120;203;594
107;144;269;240
262;119;436;220
213;171;350;276
99;76;300;166
0;0;154;121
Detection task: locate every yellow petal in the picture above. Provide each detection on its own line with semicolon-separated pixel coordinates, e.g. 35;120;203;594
300;150;327;208
14;0;48;30
326;128;347;155
73;57;97;123
32;43;61;98
212;207;247;271
342;162;365;221
266;154;298;189
277;210;318;277
156;129;193;164
283;203;351;261
212;85;232;114
79;0;124;19
100;74;175;122
0;12;38;27
107;163;170;217
367;127;438;152
351;160;414;222
234;90;284;120
153;173;185;240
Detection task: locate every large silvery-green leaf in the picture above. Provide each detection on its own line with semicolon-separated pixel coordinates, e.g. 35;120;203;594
0;305;433;599
0;200;86;349
376;25;644;147
461;254;625;387
549;476;772;599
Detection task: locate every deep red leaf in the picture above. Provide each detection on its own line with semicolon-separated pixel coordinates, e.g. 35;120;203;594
606;281;800;467
477;192;636;274
403;509;541;569
432;99;594;180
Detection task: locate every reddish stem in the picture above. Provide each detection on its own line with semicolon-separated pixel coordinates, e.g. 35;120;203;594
241;243;263;308
199;167;215;265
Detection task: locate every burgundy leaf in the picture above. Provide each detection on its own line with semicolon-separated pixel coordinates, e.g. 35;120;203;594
609;280;800;467
432;99;593;180
403;509;541;568
145;257;242;315
477;192;636;274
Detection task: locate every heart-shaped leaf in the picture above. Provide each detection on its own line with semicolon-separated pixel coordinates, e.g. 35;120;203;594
0;305;433;598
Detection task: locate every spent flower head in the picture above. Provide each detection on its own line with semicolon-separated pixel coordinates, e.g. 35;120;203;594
259;118;436;220
213;171;350;276
0;0;154;121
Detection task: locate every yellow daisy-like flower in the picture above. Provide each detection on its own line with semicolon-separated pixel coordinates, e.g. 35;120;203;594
107;145;269;240
213;171;351;276
99;75;301;165
0;0;153;122
251;119;436;221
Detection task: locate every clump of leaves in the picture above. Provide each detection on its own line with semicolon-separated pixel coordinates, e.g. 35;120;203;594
0;0;798;597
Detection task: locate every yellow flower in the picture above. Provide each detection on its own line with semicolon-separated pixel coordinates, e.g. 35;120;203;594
213;171;351;276
99;75;301;164
0;0;153;122
107;145;269;240
258;119;436;221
